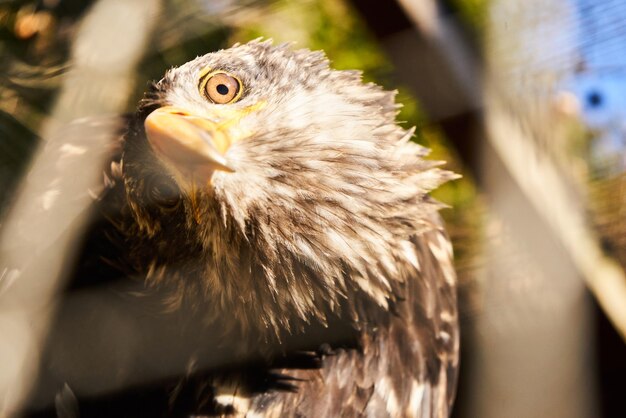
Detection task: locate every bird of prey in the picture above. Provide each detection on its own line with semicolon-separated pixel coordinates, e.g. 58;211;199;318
87;40;458;417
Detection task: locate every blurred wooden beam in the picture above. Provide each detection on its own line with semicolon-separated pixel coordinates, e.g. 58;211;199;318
28;279;354;411
0;0;161;415
348;1;602;417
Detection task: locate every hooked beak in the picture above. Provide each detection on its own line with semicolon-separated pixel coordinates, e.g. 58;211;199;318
144;106;236;183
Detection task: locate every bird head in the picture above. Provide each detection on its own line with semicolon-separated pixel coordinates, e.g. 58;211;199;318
120;40;454;339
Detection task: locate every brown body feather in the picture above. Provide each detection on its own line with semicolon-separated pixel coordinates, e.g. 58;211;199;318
242;221;458;418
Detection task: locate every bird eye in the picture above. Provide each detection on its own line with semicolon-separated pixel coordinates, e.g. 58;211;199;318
199;71;243;104
145;175;181;211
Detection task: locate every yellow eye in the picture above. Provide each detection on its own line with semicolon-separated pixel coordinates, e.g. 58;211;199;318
199;71;243;104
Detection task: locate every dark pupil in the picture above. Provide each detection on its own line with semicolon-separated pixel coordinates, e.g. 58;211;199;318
216;84;229;95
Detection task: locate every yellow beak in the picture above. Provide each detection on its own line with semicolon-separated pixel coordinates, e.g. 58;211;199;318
144;106;235;182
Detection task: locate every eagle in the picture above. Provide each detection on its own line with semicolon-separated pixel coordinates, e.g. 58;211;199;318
52;40;459;417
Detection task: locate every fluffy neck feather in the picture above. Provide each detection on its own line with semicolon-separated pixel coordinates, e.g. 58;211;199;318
119;42;456;341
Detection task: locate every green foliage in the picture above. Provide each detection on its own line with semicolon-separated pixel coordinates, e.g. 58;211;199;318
448;0;490;40
0;1;73;212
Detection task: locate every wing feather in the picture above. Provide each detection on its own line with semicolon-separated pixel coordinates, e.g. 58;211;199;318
241;216;459;417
